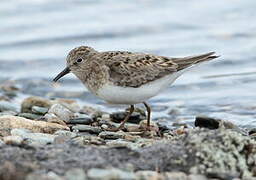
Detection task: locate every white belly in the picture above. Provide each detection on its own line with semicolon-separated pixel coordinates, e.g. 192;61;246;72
95;72;183;104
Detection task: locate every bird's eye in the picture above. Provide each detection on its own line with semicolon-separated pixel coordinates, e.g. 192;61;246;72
76;58;83;63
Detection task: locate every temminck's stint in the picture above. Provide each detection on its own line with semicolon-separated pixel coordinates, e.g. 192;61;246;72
53;46;219;131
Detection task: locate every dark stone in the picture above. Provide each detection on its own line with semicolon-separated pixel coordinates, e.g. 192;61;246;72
156;122;170;133
68;117;93;125
206;172;239;180
110;112;145;124
195;116;220;129
72;125;102;134
249;128;256;135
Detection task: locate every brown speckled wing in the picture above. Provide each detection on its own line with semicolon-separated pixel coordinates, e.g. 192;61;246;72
100;51;218;88
102;52;178;88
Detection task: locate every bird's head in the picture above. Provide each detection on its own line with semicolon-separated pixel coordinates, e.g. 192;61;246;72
53;46;96;82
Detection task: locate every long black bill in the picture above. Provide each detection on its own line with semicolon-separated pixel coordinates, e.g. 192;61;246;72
53;67;70;82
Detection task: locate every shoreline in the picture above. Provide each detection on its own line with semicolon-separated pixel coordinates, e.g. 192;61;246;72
0;94;256;180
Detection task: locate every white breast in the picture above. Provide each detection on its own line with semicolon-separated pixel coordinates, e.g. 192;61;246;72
95;71;184;105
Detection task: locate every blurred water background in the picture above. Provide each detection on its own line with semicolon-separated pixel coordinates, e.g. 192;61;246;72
1;0;256;128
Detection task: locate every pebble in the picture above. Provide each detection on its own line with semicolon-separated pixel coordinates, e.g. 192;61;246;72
68;113;93;124
87;168;136;180
52;98;80;113
31;106;48;115
125;123;141;132
0;111;17;116
98;131;124;140
21;96;52;113
249;128;256;135
53;135;71;145
11;128;56;146
26;171;63;180
72;125;102;134
136;170;163;180
110;111;144;124
71;135;105;146
195;116;245;134
64;168;87;180
80;105;105;117
43;113;66;125
165;172;188;180
0;101;18;112
48;104;74;123
0;115;69;134
195;116;220;129
18;113;41;120
188;174;208;180
54;130;77;138
157;122;171;133
106;139;138;149
3;135;24;145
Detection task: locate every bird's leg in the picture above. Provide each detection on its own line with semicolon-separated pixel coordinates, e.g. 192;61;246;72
116;105;135;131
143;102;151;129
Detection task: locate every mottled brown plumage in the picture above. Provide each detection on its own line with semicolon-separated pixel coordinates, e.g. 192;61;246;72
53;46;219;131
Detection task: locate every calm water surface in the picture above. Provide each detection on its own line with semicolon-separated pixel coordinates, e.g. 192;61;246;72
1;0;256;128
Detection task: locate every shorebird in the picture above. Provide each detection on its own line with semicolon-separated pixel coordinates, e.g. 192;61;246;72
53;46;219;131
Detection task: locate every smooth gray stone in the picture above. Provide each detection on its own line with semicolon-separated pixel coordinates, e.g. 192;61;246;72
0;101;18;112
72;125;102;134
31;106;49;115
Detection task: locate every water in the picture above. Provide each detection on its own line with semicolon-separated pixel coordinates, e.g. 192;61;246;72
1;0;256;128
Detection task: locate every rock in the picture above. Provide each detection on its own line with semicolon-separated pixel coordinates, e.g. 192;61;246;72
68;113;93;124
135;171;163;180
21;96;52;113
101;113;111;121
3;135;24;145
79;105;105;118
11;128;56;146
31;106;48;115
188;174;207;180
53;135;71;145
98;131;124;140
87;168;136;180
43;113;66;125
51;98;80;113
249;128;256;135
195;116;220;129
26;171;62;180
48;104;74;123
71;135;105;146
106;139;132;148
125;124;141;132
106;139;140;150
157;122;171;133
18;113;41;120
72;125;102;134
64;168;87;180
195;116;245;134
98;119;119;129
0;111;17;116
0;101;18;112
54;130;77;138
0;115;69;134
110;111;145;124
165;172;188;180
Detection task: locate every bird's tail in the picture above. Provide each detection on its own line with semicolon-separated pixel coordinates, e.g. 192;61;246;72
172;52;219;71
